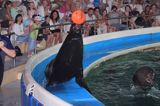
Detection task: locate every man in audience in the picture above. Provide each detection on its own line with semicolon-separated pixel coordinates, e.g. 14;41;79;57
108;5;128;30
86;8;96;36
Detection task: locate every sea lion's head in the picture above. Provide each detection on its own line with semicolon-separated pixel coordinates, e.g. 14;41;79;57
132;66;155;90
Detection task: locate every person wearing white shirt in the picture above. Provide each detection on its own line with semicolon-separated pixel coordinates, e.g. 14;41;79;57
12;14;29;41
106;0;114;12
12;14;29;53
37;0;50;18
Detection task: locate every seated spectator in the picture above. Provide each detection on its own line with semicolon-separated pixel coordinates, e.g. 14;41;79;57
155;1;160;21
94;7;102;19
135;11;152;28
149;4;159;20
37;0;50;18
81;0;94;13
122;5;137;29
96;18;108;34
144;5;150;16
93;0;100;8
2;1;14;34
101;9;116;32
4;1;13;22
102;9;108;19
106;0;115;12
63;14;72;34
11;0;19;20
27;1;37;19
121;5;131;25
113;0;123;9
83;23;91;37
59;2;72;23
39;15;53;47
17;1;28;21
0;0;5;21
86;8;96;36
99;0;108;11
12;14;29;53
50;10;62;45
156;1;160;13
108;5;128;31
28;0;39;8
152;18;160;27
129;0;143;14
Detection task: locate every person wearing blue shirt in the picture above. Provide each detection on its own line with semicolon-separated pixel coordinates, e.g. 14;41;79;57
0;35;16;86
93;0;100;7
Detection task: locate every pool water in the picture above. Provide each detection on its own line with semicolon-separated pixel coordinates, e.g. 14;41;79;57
85;49;160;106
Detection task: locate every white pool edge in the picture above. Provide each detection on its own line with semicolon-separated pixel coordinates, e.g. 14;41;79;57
23;27;160;106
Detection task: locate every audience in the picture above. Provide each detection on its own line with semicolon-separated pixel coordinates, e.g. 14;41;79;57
0;0;159;59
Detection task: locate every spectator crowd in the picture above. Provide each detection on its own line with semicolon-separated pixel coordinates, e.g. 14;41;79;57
0;0;160;57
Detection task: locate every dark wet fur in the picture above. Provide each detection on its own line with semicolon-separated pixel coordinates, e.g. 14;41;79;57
45;24;91;92
132;66;155;91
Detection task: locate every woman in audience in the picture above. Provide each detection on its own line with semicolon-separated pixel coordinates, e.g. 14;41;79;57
60;2;72;23
96;18;108;34
27;1;37;19
4;1;13;34
94;7;102;19
50;10;62;45
11;0;18;20
12;14;29;53
37;0;50;18
4;1;13;22
123;5;137;29
144;5;150;16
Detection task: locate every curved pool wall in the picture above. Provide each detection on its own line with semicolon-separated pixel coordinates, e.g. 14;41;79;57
21;27;160;106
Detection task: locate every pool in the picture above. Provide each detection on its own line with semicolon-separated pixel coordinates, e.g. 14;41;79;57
21;27;160;106
86;49;160;106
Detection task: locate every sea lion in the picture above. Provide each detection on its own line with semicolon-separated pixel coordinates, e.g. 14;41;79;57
132;66;155;91
45;24;90;92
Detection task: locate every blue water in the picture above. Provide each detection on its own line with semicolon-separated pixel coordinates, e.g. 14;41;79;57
86;49;160;106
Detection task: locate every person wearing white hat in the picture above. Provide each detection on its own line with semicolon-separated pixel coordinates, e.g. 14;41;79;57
28;14;40;57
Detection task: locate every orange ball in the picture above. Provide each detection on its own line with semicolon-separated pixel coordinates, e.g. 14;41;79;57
71;10;86;24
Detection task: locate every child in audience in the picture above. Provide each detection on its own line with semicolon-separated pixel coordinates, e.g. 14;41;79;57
28;14;40;57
